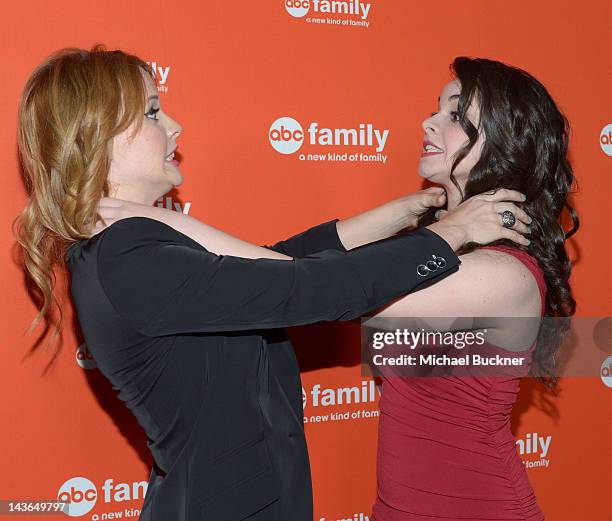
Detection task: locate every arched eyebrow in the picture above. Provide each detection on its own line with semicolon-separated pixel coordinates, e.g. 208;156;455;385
147;95;159;102
437;93;460;110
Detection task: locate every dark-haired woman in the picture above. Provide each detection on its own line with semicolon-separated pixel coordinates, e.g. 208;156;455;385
367;58;577;520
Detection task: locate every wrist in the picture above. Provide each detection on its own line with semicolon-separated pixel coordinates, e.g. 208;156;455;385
387;197;417;231
425;222;466;252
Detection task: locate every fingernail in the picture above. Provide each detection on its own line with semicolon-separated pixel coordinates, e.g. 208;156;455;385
526;239;531;245
521;194;527;201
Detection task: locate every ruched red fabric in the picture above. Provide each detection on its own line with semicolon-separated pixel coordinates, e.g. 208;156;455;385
372;246;547;521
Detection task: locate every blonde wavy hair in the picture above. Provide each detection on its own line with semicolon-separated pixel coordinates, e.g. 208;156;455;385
14;44;152;351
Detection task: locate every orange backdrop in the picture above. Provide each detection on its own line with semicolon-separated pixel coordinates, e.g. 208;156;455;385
1;1;610;520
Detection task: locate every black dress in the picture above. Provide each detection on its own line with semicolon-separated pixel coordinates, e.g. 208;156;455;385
66;216;459;521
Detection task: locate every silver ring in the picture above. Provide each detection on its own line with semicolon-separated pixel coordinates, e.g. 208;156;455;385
500;210;516;228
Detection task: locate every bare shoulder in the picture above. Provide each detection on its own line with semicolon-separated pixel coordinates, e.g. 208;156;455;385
457;248;542;317
374;245;542;321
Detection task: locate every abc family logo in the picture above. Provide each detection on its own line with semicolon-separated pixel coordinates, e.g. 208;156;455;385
601;355;612;388
57;476;146;517
269;116;389;163
146;60;171;93
285;0;372;28
600;123;612;156
516;432;552;469
76;344;97;370
302;380;379;409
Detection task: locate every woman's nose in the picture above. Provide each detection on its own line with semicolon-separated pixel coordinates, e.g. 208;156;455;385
422;116;436;134
168;120;182;139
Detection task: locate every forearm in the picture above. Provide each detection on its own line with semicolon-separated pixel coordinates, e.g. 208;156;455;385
144;208;291;260
336;198;414;250
425;221;466;252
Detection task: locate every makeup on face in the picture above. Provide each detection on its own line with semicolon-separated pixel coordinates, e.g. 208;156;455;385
143;91;181;169
417;80;483;185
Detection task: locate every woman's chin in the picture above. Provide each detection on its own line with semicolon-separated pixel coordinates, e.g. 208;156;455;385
166;168;183;187
418;165;450;185
417;167;439;182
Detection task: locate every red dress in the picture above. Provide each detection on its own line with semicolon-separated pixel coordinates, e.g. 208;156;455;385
371;246;546;521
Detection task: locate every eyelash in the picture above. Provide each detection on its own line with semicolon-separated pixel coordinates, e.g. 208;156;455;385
145;107;160;121
430;111;460;122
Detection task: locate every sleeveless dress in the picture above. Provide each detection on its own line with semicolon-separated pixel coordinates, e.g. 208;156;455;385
371;246;547;521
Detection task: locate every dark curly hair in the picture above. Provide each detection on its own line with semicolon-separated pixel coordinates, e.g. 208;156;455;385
419;57;579;389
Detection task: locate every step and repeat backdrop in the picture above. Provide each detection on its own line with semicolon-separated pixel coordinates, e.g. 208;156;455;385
1;1;610;520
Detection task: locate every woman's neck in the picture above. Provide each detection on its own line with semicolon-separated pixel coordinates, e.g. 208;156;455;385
109;182;158;206
442;182;464;211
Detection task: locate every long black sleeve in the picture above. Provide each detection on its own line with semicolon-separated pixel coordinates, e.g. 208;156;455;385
263;219;346;257
96;217;460;337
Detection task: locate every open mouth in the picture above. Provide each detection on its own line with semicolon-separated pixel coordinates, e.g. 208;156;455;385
165;146;178;162
421;139;444;158
422;141;444;154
